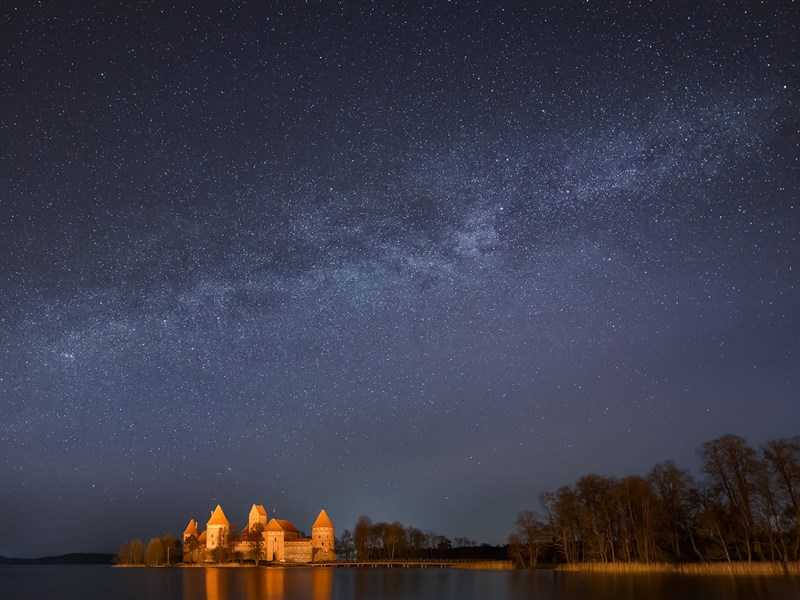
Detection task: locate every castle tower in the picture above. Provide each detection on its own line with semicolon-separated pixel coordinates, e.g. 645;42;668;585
311;509;336;561
206;504;230;550
266;518;299;562
182;518;200;562
183;518;198;542
248;504;268;532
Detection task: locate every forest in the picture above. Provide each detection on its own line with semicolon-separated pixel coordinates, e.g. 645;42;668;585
508;434;800;569
338;517;506;561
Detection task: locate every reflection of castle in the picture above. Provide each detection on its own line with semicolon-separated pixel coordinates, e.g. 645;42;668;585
182;503;336;563
184;566;333;600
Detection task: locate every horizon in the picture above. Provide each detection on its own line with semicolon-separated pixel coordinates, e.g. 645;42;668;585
3;429;794;557
2;2;798;558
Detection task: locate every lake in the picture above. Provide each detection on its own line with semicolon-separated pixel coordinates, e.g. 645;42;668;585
2;566;800;599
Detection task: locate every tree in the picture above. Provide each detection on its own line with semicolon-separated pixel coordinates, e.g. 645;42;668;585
249;523;265;565
522;432;800;568
576;475;616;562
117;542;131;565
434;535;452;556
145;537;165;566
763;437;800;561
702;435;759;561
354;515;372;560
129;539;145;564
211;545;230;564
161;534;180;565
182;535;199;564
649;461;698;561
544;486;582;563
336;529;355;561
511;511;548;569
407;527;428;558
383;522;406;560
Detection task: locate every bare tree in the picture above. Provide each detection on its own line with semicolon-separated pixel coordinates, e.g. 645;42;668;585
383;522;405;560
337;529;355;560
354;515;372;560
129;539;145;564
145;537;165;566
512;511;548;569
702;435;759;562
161;534;179;565
763;438;800;561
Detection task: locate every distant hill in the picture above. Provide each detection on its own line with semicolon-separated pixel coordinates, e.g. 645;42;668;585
0;553;114;565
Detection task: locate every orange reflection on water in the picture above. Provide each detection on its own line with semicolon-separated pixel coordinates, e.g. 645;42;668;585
312;567;333;600
182;566;333;600
261;567;285;600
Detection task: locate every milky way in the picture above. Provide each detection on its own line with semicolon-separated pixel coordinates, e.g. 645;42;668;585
1;2;798;555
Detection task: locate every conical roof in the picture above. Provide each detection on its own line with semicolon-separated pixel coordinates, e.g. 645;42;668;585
183;518;198;536
207;504;230;527
312;509;334;529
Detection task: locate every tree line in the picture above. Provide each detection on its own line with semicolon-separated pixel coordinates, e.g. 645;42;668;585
117;535;181;565
339;516;504;561
509;434;800;568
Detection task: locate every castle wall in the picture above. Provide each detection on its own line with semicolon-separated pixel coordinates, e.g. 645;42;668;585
284;540;313;563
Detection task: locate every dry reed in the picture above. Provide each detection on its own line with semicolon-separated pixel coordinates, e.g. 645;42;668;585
557;561;800;576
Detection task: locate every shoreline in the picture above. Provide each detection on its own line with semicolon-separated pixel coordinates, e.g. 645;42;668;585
113;560;514;570
556;561;800;576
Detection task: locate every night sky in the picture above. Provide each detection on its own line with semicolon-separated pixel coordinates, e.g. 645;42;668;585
1;2;799;557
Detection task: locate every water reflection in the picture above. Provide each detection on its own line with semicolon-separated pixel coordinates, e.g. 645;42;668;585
179;567;800;600
6;565;800;600
182;567;333;600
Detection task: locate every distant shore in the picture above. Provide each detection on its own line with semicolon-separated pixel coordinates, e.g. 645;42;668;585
0;554;114;566
557;561;800;576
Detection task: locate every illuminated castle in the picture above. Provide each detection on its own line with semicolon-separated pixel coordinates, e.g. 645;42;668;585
182;503;336;563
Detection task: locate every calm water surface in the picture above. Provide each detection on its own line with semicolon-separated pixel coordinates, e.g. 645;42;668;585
2;565;800;600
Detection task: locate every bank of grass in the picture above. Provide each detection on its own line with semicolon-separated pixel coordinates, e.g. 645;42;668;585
557;561;800;576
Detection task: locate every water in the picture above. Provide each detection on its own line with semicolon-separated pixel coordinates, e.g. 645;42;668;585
2;565;800;600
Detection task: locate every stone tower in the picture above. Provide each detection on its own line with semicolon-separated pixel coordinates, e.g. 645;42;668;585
248;504;268;532
182;518;200;562
206;504;230;550
311;509;336;561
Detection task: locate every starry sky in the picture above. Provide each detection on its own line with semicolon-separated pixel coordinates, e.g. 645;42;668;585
1;2;799;557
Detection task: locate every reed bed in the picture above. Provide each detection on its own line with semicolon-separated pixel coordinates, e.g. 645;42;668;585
557;561;800;575
454;560;514;570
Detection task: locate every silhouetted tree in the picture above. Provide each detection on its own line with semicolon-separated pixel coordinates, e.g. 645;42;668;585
702;435;759;561
527;433;800;567
763;437;800;562
510;511;548;568
182;535;200;563
337;529;355;560
247;523;265;565
161;534;179;565
383;521;406;560
211;545;230;564
354;515;372;559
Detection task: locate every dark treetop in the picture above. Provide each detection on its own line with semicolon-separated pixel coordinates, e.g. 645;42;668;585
1;2;798;556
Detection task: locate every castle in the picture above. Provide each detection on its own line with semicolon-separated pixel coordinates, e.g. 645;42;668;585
182;503;336;563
